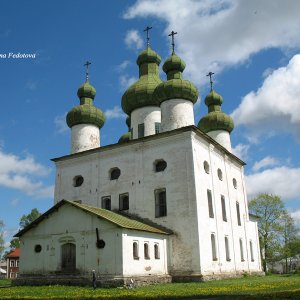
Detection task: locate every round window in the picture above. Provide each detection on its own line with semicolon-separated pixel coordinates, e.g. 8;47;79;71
203;161;210;174
73;175;84;187
34;244;42;253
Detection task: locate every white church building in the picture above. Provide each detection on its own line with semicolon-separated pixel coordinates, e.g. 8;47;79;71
15;34;263;286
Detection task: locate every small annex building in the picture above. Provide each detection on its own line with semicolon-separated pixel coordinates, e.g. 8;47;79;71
15;200;170;286
15;32;263;286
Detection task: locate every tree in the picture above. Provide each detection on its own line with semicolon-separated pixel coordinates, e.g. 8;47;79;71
19;208;41;229
249;193;286;272
9;238;20;250
0;220;4;259
280;212;299;273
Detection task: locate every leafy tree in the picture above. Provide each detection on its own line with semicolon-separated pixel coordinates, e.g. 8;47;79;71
19;208;41;229
249;193;286;272
0;220;4;259
9;238;20;250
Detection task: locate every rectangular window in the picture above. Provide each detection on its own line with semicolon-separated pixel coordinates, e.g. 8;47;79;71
155;122;161;134
119;193;129;211
250;240;254;262
10;260;15;267
101;196;111;210
155;189;167;217
207;189;214;218
236;202;241;226
211;233;218;261
239;238;245;261
225;236;231;261
138;123;144;138
16;260;19;267
221;195;227;222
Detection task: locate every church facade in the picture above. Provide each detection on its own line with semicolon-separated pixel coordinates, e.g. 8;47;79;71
15;36;263;286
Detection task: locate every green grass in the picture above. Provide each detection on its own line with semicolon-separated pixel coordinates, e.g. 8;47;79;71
0;278;11;287
0;275;299;299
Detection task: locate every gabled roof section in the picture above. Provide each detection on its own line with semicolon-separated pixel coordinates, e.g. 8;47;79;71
15;200;170;237
7;248;20;258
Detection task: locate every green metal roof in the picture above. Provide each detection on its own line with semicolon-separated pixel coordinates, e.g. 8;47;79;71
154;53;198;104
198;89;234;133
15;200;170;237
121;46;162;115
118;132;131;144
66;81;106;129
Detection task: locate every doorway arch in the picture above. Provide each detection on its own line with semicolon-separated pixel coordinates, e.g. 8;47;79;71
61;243;76;272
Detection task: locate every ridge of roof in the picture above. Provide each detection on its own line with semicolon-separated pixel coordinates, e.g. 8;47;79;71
15;200;171;237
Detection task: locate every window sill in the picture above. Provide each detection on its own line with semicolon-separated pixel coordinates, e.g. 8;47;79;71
133;257;139;260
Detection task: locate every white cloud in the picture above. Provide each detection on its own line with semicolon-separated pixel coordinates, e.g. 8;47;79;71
246;166;300;201
232;54;300;141
125;29;143;50
10;198;20;207
252;156;279;172
232;143;249;161
104;106;126;120
54;113;68;134
119;74;137;89
117;60;131;72
291;210;300;225
0;149;53;198
124;0;300;85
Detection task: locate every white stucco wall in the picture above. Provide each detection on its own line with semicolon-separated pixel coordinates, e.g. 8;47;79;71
161;99;194;132
19;204;122;276
130;106;161;139
191;133;261;274
53;127;261;277
71;124;100;154
122;230;168;276
207;130;232;152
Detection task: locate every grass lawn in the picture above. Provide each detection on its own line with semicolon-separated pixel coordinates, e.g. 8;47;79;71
0;274;299;299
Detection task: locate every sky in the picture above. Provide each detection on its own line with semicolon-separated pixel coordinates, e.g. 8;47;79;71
0;0;300;251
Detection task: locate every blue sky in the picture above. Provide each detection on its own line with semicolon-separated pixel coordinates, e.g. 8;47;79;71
1;0;300;250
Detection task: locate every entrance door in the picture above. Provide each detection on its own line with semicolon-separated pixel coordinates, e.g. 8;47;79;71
61;243;76;272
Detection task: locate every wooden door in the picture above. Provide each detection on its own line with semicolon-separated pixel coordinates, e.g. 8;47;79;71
61;243;76;272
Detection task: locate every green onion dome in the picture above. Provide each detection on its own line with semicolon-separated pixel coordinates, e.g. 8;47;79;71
198;90;234;133
153;52;198;104
66;81;105;129
118;132;131;143
121;46;163;115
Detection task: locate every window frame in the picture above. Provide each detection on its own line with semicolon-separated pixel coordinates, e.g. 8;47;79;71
154;160;167;172
155;188;167;218
217;168;223;181
144;242;150;259
239;238;245;262
154;243;160;259
207;189;214;218
119;193;129;211
101;196;111;210
133;241;139;260
225;236;231;261
155;122;161;134
73;175;84;187
236;201;241;226
221;195;227;222
138;123;145;138
211;233;218;261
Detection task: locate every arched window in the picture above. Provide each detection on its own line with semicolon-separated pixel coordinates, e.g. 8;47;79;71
155;160;167;172
236;202;241;226
239;238;245;262
217;168;223;181
211;233;217;261
203;161;210;174
73;175;84;187
110;168;121;180
225;236;230;261
250;241;254;262
221;195;227;222
154;243;160;259
144;243;150;259
207;189;214;218
233;178;237;189
133;242;139;259
101;196;111;210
